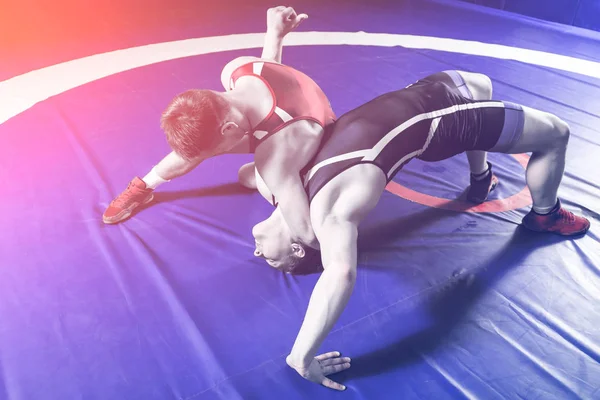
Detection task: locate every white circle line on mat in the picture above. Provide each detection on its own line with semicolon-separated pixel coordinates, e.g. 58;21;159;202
1;31;599;125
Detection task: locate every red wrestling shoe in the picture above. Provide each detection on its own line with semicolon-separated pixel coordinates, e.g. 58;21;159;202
522;199;590;236
467;162;498;204
103;177;154;224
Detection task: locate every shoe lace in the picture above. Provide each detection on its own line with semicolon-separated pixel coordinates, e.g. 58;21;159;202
111;182;139;208
557;207;576;224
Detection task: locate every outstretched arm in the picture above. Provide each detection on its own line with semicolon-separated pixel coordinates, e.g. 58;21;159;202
261;6;308;63
220;7;307;89
141;10;307;191
152;151;203;181
286;217;358;391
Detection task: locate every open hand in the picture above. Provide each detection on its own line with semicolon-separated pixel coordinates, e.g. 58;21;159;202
286;351;351;391
267;6;308;38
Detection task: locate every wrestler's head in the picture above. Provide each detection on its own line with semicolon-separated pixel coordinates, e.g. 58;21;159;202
252;207;302;272
252;208;321;274
161;89;249;160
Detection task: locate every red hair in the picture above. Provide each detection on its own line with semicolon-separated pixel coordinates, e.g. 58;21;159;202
160;90;230;160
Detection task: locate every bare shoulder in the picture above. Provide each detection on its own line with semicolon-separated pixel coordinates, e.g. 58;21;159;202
277;119;324;147
255;120;323;167
220;56;281;90
310;164;386;231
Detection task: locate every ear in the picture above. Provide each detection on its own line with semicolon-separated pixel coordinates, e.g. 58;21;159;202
220;121;239;137
291;243;306;259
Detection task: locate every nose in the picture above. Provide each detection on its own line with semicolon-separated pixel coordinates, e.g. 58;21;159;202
254;248;262;257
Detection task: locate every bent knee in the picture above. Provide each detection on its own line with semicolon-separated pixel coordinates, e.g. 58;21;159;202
550;115;570;145
479;74;493;100
457;71;493;100
238;162;257;189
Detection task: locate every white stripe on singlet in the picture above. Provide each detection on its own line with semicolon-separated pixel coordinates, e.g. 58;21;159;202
386;116;441;178
304;101;504;184
252;62;264;75
254;130;269;140
303;150;371;185
273;106;293;123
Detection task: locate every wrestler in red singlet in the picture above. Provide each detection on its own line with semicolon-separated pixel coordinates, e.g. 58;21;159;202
229;60;337;152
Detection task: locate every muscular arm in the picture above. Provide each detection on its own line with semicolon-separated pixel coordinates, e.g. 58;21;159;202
287;217;358;367
261;6;307;63
255;122;321;248
261;31;284;63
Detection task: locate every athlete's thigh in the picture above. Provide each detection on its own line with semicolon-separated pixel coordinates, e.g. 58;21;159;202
502;106;566;154
454;71;493;101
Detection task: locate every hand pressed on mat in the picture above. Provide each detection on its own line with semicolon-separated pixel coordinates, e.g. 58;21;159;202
286;351;351;391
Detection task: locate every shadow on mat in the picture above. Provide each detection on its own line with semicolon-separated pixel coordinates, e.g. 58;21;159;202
339;227;567;382
121;182;252;221
358;204;460;251
294;197;505;275
291;205;459;275
151;183;252;203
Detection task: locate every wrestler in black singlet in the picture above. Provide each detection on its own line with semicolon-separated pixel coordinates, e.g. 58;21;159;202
303;71;524;202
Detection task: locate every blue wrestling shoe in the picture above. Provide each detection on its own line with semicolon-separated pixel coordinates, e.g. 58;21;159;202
467;162;498;204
